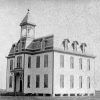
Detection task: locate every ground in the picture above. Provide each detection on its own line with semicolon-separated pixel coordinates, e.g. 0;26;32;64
0;96;100;100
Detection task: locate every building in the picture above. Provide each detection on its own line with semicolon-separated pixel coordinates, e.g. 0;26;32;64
6;10;95;96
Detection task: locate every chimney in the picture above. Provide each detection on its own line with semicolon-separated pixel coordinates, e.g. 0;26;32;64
72;41;79;51
62;39;70;51
80;43;87;53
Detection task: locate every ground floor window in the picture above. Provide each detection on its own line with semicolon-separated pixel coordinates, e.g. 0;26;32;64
27;75;30;88
44;74;48;88
60;74;64;88
36;75;40;88
9;76;12;88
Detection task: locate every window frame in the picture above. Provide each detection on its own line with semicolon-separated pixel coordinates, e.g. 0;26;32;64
17;56;22;68
44;74;48;88
9;76;12;88
60;55;64;68
36;56;40;68
27;75;30;88
10;60;13;70
36;75;40;88
44;54;48;68
60;74;64;88
70;75;74;89
79;58;82;70
79;76;82;88
87;59;90;71
28;56;31;68
70;57;74;69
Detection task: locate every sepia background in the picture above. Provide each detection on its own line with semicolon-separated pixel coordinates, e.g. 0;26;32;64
0;0;100;90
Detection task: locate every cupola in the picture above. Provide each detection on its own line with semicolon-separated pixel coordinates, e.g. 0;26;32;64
20;9;36;39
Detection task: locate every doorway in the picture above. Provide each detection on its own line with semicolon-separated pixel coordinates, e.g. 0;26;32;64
20;78;22;92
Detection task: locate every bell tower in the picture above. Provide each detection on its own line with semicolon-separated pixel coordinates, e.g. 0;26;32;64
20;9;36;39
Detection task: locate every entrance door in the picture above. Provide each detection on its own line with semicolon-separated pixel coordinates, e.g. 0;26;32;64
20;78;22;92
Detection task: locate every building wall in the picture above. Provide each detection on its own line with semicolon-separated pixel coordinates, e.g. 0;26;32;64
6;58;15;92
6;54;24;92
24;52;53;94
53;51;95;95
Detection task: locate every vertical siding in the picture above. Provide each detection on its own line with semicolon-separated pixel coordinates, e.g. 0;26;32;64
53;51;95;95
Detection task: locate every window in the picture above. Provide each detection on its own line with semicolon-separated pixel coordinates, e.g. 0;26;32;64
27;75;30;88
70;75;74;89
17;56;22;68
70;57;74;69
60;74;64;88
87;76;90;89
87;59;90;70
44;55;48;68
44;74;48;88
9;76;12;88
28;56;31;68
36;75;40;88
36;56;40;68
60;55;64;68
79;76;82;88
21;41;25;49
10;60;13;70
79;58;82;70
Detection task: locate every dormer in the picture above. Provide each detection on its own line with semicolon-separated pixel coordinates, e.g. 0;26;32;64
62;39;70;51
80;43;87;53
72;41;79;51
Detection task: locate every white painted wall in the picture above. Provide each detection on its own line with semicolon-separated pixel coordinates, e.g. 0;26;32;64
24;52;53;94
6;54;24;92
53;51;95;95
6;58;14;92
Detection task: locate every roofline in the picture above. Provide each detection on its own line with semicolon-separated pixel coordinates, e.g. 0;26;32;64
54;48;96;58
20;22;36;26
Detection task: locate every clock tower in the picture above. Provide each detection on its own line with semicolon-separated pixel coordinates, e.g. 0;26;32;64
20;9;36;39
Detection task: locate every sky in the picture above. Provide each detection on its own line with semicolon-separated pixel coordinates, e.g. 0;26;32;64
0;0;100;90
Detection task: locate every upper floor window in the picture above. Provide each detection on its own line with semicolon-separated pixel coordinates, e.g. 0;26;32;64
44;74;48;88
44;55;48;68
70;57;74;69
87;76;90;89
27;75;30;88
60;55;64;68
60;74;64;88
87;59;90;71
10;60;13;70
70;75;74;89
17;56;22;68
79;76;82;88
9;76;12;88
21;41;25;49
36;56;40;68
36;75;40;88
28;56;31;68
79;58;82;70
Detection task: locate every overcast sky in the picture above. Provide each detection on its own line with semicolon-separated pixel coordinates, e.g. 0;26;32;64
0;0;100;90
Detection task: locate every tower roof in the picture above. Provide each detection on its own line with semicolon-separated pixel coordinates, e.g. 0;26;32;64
20;9;36;26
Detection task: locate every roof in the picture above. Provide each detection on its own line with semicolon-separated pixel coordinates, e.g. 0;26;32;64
20;10;36;26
